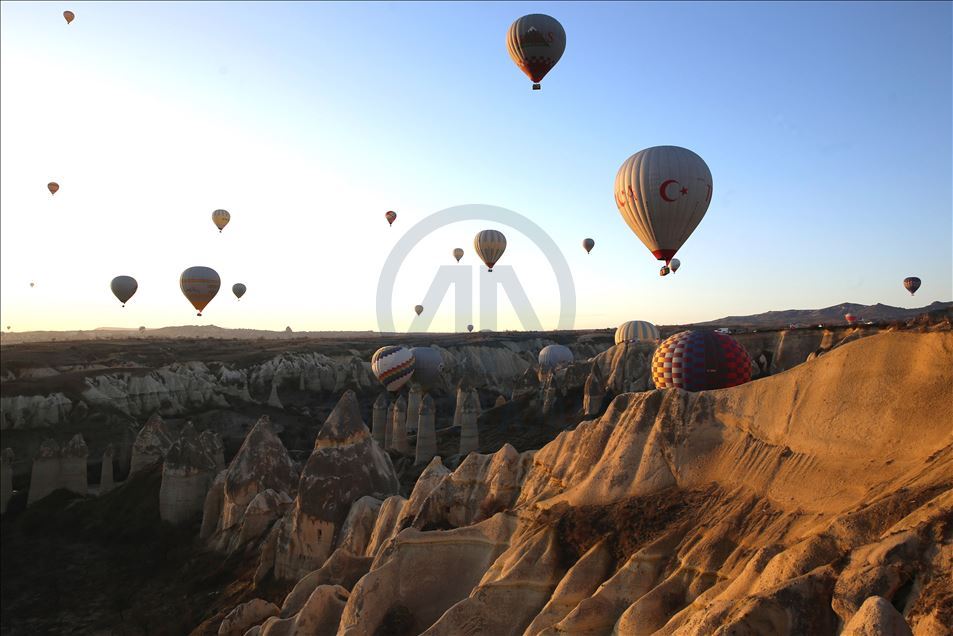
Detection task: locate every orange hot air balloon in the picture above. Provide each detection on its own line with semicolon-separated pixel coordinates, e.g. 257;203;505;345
63;11;74;24
385;210;397;227
48;182;59;195
180;266;221;316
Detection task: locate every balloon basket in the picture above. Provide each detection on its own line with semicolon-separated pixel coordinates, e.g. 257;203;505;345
532;83;541;90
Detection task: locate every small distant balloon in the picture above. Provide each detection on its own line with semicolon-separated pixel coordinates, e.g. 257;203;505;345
474;229;507;272
385;210;397;227
659;266;671;277
414;304;424;316
506;14;567;90
903;277;921;296
845;313;858;325
232;283;247;300
29;282;35;288
453;248;464;262
212;209;230;232
582;238;594;254
110;275;138;307
63;11;74;24
467;324;474;333
179;266;221;316
48;182;59;195
670;258;681;272
139;326;145;333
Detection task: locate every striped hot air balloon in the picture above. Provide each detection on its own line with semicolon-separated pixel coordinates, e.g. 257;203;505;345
179;266;221;316
903;277;921;296
506;14;566;90
212;209;230;232
538;344;573;372
371;345;416;392
615;146;713;267
614;320;659;345
652;330;751;391
110;275;138;307
474;229;506;272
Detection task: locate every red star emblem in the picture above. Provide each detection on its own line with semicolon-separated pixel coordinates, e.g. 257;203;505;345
679;187;688;195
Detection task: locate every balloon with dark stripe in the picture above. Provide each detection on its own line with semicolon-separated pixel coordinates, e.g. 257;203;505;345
652;330;751;391
371;345;416;392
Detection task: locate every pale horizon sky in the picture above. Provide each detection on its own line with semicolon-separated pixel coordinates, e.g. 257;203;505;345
1;2;951;333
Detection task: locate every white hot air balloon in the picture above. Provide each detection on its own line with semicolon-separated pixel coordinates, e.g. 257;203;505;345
614;146;713;267
180;266;221;316
538;344;573;372
371;345;416;392
110;275;138;307
614;320;660;345
474;229;507;272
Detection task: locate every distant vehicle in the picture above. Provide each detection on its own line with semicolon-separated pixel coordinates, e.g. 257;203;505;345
715;328;732;334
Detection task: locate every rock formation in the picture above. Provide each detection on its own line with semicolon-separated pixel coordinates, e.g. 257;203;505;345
414;394;437;466
390;394;410;454
405;384;422;433
494;394;507;408
371;393;388;447
159;423;218;525
217;598;279;636
27;439;61;505
1;448;13;514
452;382;468;428
130;413;173;474
60;434;89;497
273;390;399;581
202;415;298;550
99;444;115;494
199;429;225;472
582;364;606;417
459;390;480;455
267;381;283;409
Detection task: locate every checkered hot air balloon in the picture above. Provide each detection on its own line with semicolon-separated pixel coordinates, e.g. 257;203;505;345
506;14;566;90
371;345;416;392
614;320;659;345
651;330;751;391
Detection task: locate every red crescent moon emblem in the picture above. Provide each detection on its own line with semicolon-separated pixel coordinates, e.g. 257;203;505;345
660;180;680;202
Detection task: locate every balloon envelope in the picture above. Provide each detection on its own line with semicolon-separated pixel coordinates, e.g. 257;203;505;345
47;182;59;195
474;229;507;272
409;346;444;389
179;266;221;315
467;324;474;333
414;304;424;316
232;283;247;299
385;210;397;226
614;321;659;345
212;209;230;232
582;238;595;254
670;258;681;272
371;345;415;392
845;313;857;324
652;331;751;391
506;14;566;89
903;277;921;295
538;344;573;372
453;248;464;262
615;146;713;265
110;275;138;306
63;11;74;23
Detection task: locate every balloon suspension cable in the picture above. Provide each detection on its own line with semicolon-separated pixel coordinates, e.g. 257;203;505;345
532;83;541;90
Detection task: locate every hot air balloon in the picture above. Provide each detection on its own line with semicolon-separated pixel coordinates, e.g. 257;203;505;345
371;345;415;392
670;258;681;272
453;248;464;262
414;304;424;316
212;209;230;232
232;283;247;300
385;210;397;227
48;182;59;195
845;313;858;325
474;229;506;272
409;346;444;389
110;275;138;307
582;238;594;254
538;344;573;372
614;320;659;345
659;266;671;277
63;10;74;24
652;330;751;391
903;277;921;296
179;266;221;316
29;282;35;288
506;14;566;90
467;324;474;333
138;326;145;333
615;146;713;267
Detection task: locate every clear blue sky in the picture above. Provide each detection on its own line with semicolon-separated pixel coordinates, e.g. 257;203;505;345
1;1;950;331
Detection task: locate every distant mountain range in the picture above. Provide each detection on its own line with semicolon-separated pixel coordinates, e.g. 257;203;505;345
694;301;952;329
